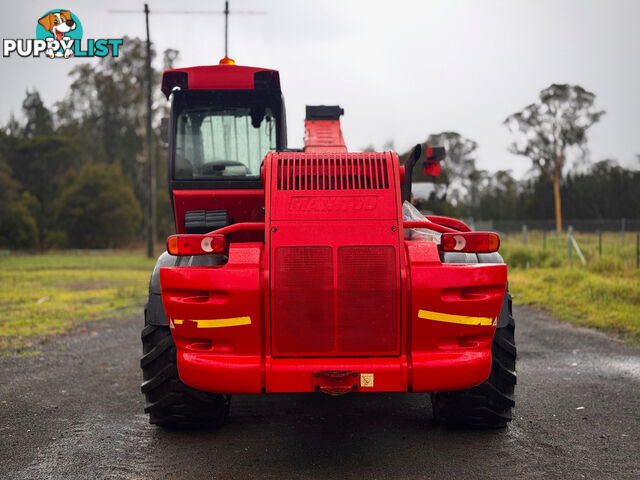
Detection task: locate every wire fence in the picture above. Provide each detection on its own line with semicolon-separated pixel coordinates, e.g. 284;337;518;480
476;220;640;269
472;218;640;233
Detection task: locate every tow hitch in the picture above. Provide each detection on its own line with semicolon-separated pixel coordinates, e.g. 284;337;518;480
313;370;359;396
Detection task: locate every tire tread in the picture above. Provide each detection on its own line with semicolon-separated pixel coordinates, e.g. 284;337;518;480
140;306;230;429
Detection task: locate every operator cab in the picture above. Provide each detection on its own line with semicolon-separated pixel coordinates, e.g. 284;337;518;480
162;62;286;237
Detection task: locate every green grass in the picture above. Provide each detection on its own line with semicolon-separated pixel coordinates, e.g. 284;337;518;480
501;231;640;342
0;251;155;354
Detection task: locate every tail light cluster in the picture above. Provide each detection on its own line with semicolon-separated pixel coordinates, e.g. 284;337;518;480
440;232;500;253
167;234;226;256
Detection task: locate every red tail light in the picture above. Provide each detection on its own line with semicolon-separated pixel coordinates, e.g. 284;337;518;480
167;234;226;256
440;232;500;253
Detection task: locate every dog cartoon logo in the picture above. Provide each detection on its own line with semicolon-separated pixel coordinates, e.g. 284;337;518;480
3;10;120;59
36;9;83;58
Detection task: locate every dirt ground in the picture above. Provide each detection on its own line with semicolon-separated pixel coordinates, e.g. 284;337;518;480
1;305;639;479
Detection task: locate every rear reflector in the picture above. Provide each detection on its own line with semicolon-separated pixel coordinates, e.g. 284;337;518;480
167;234;225;256
440;232;500;253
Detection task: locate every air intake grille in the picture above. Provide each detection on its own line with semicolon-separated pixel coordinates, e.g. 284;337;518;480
276;153;389;191
337;246;398;352
273;246;334;353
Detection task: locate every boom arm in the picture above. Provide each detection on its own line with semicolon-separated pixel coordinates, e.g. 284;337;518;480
303;105;347;153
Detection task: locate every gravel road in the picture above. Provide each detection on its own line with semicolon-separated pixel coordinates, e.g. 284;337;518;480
1;305;639;479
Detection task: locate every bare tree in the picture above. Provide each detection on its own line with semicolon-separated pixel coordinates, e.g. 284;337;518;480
504;84;604;232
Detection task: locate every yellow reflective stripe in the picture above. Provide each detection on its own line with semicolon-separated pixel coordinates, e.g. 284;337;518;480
173;316;252;328
418;309;493;326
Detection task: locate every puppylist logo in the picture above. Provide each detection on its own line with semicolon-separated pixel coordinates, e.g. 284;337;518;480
3;9;123;59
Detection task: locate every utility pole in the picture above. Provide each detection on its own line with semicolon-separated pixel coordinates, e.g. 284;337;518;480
144;3;155;259
110;2;265;258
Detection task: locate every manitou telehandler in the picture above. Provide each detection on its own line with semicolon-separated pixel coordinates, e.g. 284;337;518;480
141;60;516;429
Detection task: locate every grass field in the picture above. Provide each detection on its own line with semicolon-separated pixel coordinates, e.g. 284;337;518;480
0;231;638;354
500;231;640;342
0;251;155;355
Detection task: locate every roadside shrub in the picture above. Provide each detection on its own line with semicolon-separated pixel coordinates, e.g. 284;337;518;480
54;163;142;248
43;230;70;250
0;199;39;249
502;245;555;268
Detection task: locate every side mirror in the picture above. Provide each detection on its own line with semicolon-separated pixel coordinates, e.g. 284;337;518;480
424;146;445;176
160;117;169;144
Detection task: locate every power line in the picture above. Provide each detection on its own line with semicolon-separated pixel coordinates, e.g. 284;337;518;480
110;1;266;58
110;10;264;14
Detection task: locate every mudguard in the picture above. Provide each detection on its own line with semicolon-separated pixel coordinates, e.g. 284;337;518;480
146;251;226;326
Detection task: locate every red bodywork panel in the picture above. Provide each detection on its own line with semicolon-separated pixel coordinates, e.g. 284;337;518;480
268;152;401;358
161;244;263;393
172;189;264;243
161;152;507;394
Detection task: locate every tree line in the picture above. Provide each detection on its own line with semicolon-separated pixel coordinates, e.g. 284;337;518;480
0;38;638;249
0;38;177;249
400;132;639;224
400;85;638;229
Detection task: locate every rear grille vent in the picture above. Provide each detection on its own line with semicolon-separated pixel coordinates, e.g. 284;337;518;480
276;153;389;191
337;246;398;352
273;246;334;353
184;209;228;234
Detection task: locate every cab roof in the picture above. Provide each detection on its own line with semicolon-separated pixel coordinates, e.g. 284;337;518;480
161;65;280;98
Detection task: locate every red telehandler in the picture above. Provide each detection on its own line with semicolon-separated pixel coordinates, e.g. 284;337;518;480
141;61;516;429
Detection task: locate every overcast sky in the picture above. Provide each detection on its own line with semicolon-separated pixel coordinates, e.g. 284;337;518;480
2;0;639;178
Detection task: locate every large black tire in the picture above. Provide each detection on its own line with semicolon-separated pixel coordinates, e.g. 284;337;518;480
431;291;516;428
141;306;230;428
